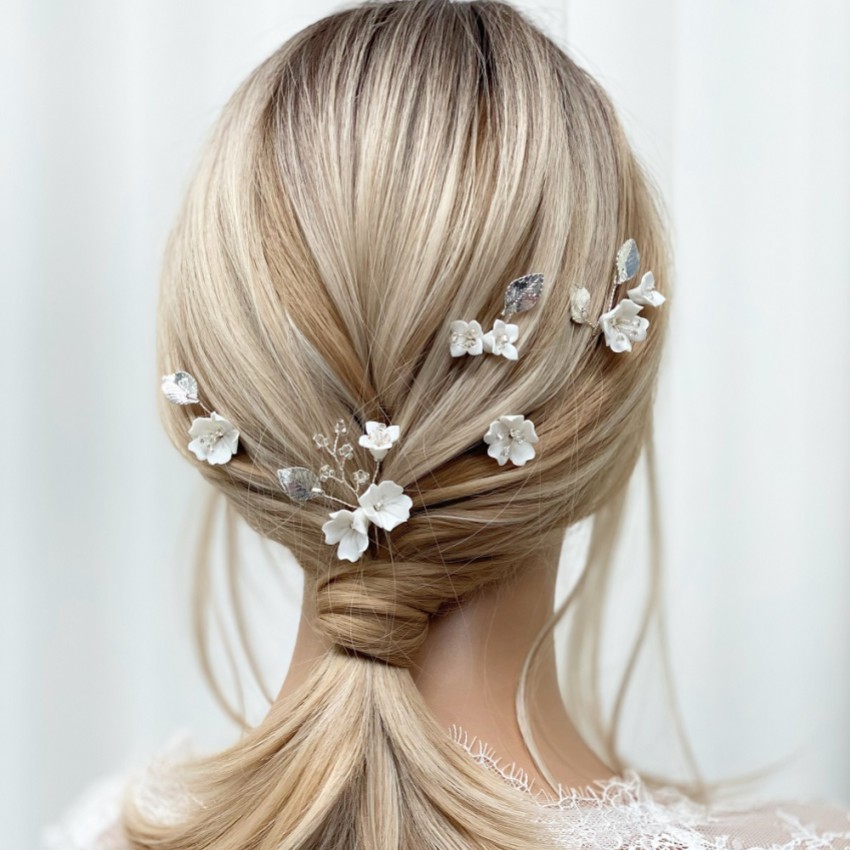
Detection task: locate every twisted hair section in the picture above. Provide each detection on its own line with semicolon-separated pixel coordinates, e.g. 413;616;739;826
133;1;675;848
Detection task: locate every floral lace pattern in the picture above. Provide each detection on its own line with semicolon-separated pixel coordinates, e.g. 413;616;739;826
450;725;850;850
42;729;850;850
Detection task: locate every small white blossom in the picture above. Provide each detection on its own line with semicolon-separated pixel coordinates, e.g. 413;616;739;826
569;286;592;324
599;298;649;353
627;271;665;308
322;507;370;562
483;414;539;466
358;421;401;460
357;480;413;531
187;412;239;465
450;319;484;357
482;319;520;360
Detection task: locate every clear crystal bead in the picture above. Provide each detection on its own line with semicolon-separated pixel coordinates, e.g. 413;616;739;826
338;443;354;459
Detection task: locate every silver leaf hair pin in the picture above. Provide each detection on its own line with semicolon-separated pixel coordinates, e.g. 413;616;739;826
502;273;544;318
569;239;665;353
450;272;544;361
161;370;240;465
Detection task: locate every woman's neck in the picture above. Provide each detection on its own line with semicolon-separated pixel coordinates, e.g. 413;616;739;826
276;531;616;795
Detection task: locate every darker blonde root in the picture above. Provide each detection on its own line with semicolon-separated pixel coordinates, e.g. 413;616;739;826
134;0;677;848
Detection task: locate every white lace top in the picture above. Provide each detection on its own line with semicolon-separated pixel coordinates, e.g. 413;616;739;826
42;728;850;850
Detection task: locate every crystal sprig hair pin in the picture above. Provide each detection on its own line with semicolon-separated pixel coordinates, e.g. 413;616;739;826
450;273;544;360
569;239;665;353
160;371;411;564
280;419;412;563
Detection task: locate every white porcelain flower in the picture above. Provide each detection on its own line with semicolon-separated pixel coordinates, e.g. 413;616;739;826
450;319;484;357
483;414;539;466
482;319;520;360
627;271;665;308
322;508;370;562
187;412;239;465
358;421;401;460
598;298;649;353
357;480;413;531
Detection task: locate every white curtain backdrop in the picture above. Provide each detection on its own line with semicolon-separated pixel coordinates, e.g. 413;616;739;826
3;2;849;846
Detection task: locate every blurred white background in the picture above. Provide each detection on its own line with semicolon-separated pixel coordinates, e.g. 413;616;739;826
3;1;849;846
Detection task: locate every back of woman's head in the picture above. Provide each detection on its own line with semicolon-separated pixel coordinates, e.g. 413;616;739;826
133;1;671;848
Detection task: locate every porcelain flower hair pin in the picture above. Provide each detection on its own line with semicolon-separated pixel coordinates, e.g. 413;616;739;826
161;371;240;465
450;273;544;361
483;413;539;466
278;419;412;563
569;239;665;353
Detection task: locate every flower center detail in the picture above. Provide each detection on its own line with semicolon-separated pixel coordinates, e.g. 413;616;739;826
452;328;480;350
200;427;225;449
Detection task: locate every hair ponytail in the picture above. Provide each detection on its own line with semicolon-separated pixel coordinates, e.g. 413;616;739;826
126;605;559;850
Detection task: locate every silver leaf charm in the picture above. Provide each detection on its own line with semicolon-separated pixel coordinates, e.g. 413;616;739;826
277;466;321;502
615;239;640;284
161;371;199;405
502;273;544;316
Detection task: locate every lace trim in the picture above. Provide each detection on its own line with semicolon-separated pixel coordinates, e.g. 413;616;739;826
449;724;850;850
448;722;648;809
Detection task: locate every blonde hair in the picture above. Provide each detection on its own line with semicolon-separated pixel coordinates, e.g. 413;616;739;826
129;1;680;847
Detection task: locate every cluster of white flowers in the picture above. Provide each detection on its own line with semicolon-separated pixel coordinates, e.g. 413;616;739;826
161;242;660;562
312;419;411;562
322;479;411;562
161;370;542;561
160;374;413;563
450;318;520;360
569;239;665;353
449;272;543;361
287;419;411;563
443;275;544;479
